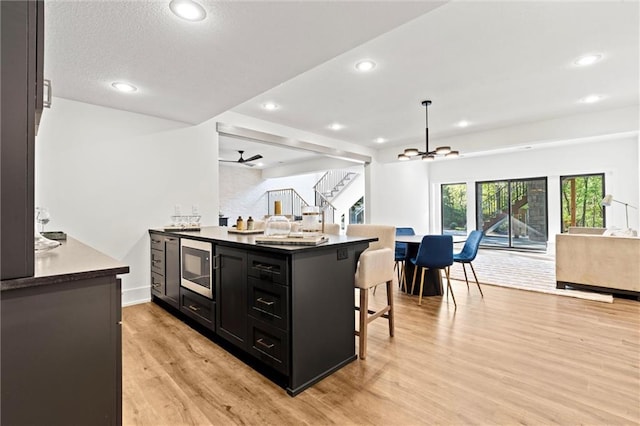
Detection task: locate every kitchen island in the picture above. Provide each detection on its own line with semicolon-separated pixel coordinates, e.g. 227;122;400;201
1;237;129;426
149;226;374;396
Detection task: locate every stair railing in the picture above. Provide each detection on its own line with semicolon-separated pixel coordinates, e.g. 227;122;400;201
313;170;357;207
266;188;309;219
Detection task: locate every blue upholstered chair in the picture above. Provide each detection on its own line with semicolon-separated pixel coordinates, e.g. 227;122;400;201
453;230;484;297
410;235;455;306
394;227;415;291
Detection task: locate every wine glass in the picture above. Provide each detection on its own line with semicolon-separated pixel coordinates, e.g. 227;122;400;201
36;207;50;233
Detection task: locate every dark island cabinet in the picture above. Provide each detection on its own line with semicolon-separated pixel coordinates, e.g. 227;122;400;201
216;245;248;349
148;227;373;396
149;233;179;308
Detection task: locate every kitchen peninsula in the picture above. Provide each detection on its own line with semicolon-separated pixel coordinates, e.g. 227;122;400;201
149;226;374;396
1;237;129;425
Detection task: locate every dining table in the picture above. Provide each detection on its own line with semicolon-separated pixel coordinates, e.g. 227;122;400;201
395;234;466;297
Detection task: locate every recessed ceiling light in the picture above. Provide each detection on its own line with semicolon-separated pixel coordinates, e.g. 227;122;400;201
169;0;206;21
255;162;264;167
457;120;470;128
574;54;603;67
262;102;279;111
580;94;603;104
374;137;386;144
111;82;137;93
355;60;376;72
329;123;344;131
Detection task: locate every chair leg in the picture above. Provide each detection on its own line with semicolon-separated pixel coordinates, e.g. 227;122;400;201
469;262;483;297
359;287;368;360
386;280;394;337
418;267;426;306
410;265;418;295
461;263;470;290
445;266;456;307
402;263;408;293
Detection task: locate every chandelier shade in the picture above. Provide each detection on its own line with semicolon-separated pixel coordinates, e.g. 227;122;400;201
398;100;460;162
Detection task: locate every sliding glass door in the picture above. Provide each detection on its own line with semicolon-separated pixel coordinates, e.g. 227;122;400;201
476;178;547;250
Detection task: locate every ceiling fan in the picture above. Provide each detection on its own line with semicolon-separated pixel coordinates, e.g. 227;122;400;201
219;150;263;167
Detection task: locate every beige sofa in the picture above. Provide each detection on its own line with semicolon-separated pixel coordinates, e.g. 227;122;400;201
556;229;640;299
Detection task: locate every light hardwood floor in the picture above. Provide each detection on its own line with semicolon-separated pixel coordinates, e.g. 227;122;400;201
123;279;640;425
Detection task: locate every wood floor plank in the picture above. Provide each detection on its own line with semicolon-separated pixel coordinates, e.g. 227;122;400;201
122;280;640;425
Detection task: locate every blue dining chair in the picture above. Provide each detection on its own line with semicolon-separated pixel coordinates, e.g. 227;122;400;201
410;235;455;307
395;227;415;291
453;230;484;297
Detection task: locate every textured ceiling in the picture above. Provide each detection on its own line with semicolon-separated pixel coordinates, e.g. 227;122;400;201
45;0;443;124
45;1;639;164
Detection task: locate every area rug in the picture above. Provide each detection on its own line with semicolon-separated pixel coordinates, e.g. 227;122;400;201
448;249;614;303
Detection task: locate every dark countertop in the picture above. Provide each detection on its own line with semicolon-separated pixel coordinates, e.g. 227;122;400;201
1;237;130;292
150;226;375;253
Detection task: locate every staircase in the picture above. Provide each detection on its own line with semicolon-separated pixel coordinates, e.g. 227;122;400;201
481;181;528;231
266;188;309;219
313;170;358;223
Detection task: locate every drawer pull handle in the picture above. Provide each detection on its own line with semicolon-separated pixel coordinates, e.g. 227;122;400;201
188;304;200;312
257;297;275;306
151;239;161;244
256;338;274;349
254;264;277;273
152;259;161;264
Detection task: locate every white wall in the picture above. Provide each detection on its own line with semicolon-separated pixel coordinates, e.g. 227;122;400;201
35;98;218;305
367;159;431;233
370;134;639;243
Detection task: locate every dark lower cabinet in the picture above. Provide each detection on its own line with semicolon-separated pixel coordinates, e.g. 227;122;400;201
1;275;123;425
149;232;179;309
248;317;289;374
216;246;247;349
180;287;215;330
164;236;180;306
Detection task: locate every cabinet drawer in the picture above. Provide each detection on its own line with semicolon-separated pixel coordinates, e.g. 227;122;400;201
248;318;289;374
151;248;164;274
151;272;165;296
247;253;288;285
150;234;164;251
247;278;288;330
180;288;215;330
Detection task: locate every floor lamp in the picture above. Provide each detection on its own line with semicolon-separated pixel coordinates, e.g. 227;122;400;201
601;194;638;229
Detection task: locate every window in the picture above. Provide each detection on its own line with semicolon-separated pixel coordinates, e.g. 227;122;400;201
560;174;605;232
441;183;467;235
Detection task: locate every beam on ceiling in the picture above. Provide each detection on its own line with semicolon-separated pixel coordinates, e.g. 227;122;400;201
216;123;371;164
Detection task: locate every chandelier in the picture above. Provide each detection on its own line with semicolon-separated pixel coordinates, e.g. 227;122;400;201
398;100;459;161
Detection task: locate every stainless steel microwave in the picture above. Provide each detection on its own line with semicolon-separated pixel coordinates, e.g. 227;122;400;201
180;238;214;299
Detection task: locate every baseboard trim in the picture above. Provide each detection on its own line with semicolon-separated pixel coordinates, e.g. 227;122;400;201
122;286;151;307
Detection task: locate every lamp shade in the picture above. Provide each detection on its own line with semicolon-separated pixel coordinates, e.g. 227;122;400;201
601;194;613;207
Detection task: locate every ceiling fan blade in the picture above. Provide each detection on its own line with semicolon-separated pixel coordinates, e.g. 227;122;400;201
243;154;263;162
243;162;256;167
219;159;237;163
